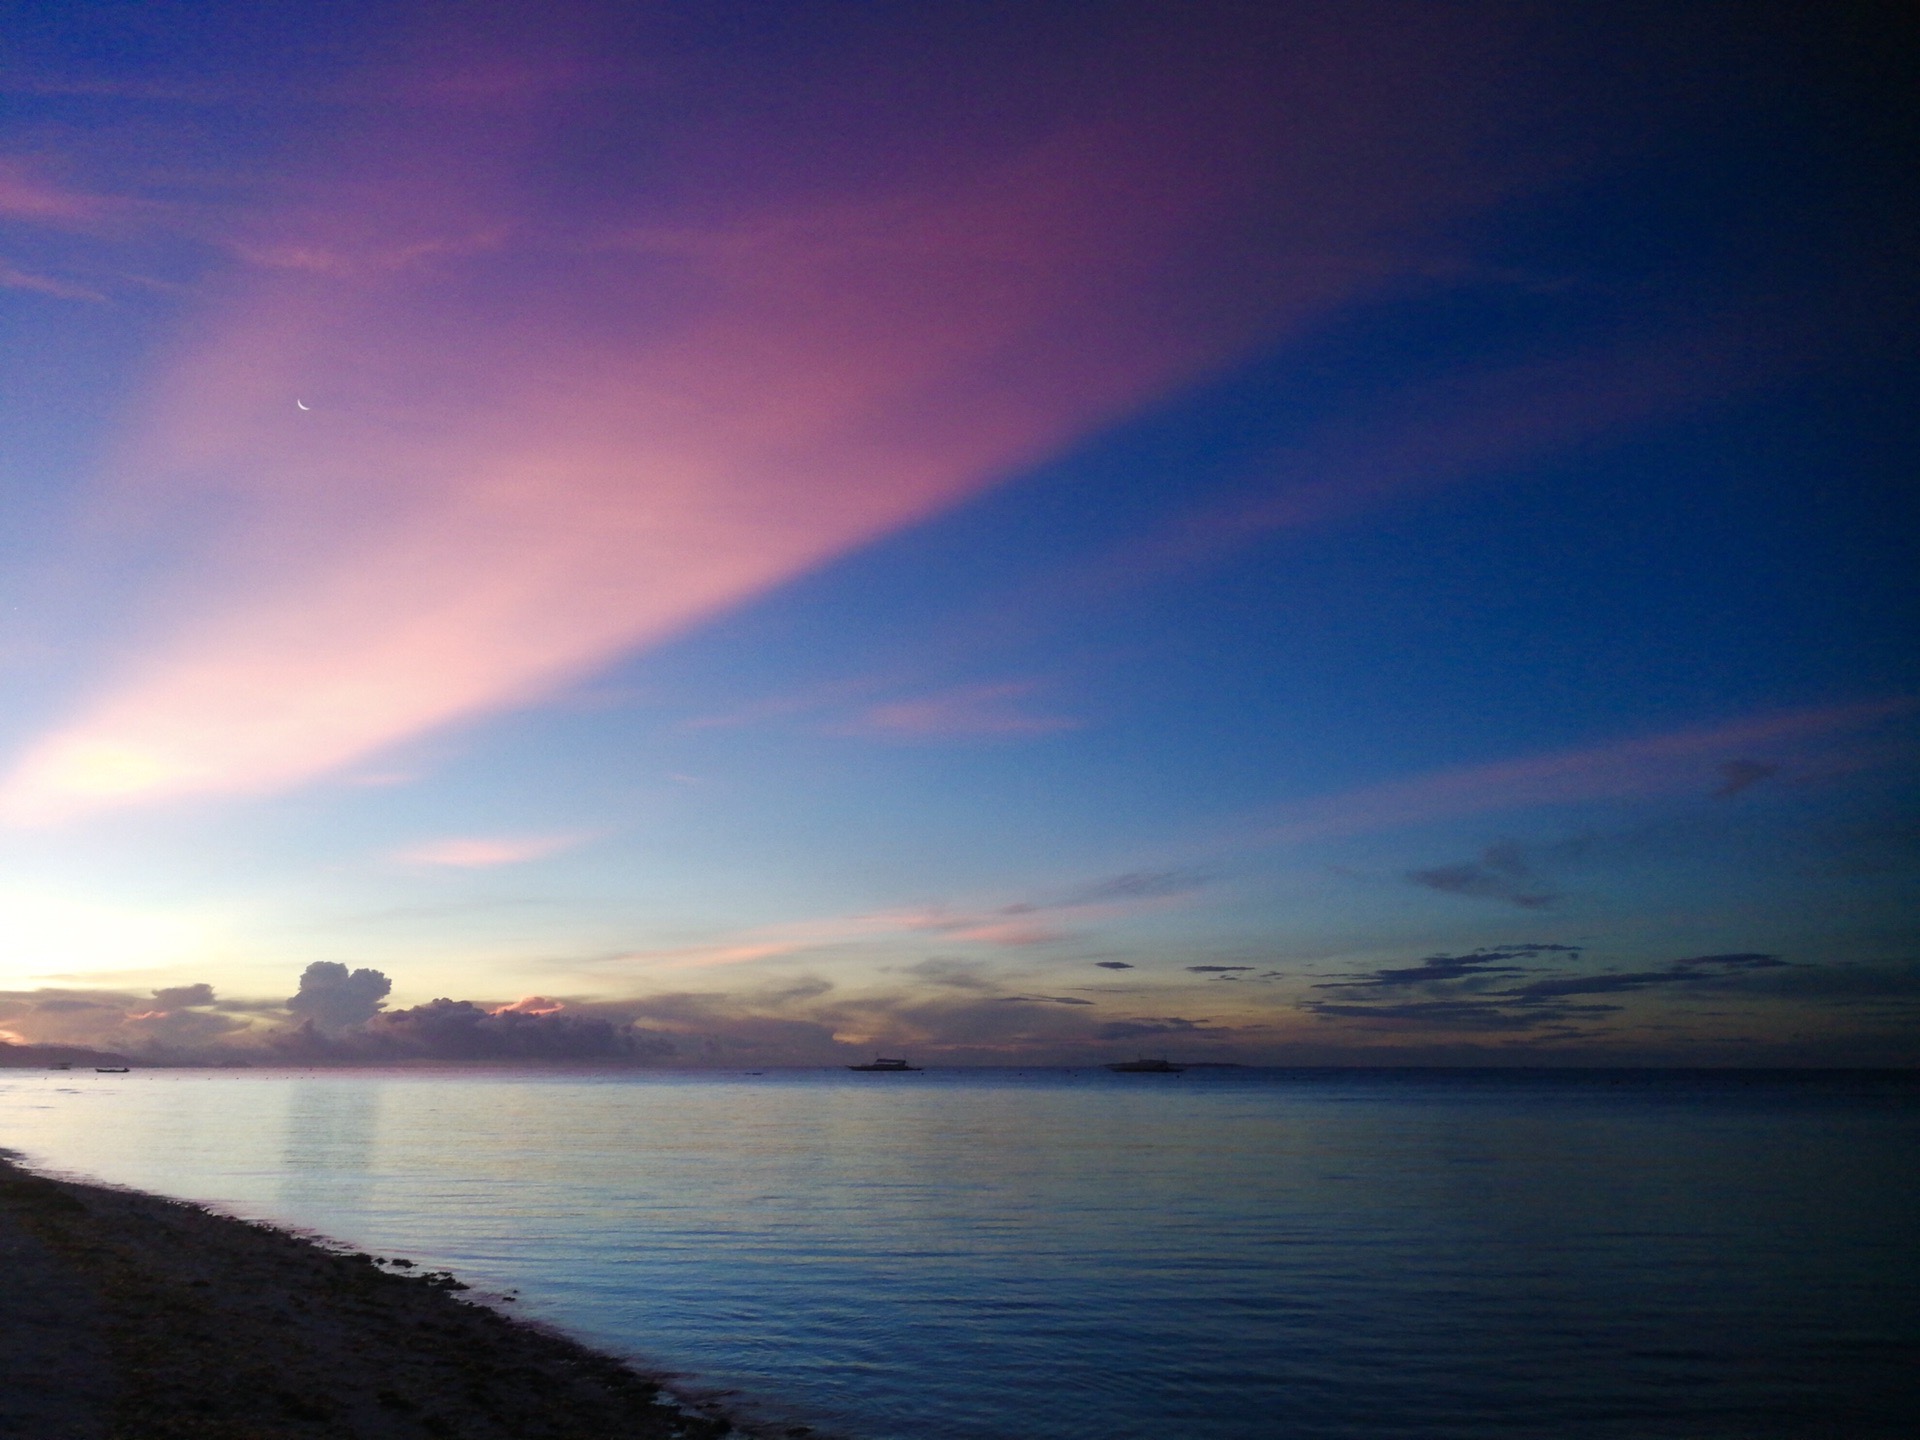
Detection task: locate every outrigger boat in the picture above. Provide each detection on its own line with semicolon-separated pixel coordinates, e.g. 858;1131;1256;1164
848;1057;920;1072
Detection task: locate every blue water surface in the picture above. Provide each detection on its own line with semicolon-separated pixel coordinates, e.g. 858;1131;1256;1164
2;1066;1915;1440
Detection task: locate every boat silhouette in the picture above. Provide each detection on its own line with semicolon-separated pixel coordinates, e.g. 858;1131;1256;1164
848;1057;920;1072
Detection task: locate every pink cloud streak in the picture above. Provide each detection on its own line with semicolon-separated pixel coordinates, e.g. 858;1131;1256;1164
1259;698;1914;847
857;682;1081;740
0;157;122;226
0;8;1532;823
390;834;584;868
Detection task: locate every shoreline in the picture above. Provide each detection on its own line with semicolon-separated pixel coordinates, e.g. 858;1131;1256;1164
0;1152;753;1440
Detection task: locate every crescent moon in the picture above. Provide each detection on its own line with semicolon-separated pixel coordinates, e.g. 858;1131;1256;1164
296;399;311;411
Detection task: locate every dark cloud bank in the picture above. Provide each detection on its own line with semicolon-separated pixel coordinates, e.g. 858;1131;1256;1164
273;965;677;1063
0;961;1252;1068
1301;946;1799;1038
0;965;682;1069
1408;841;1560;909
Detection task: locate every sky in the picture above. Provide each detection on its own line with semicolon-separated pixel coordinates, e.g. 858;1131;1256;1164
0;1;1915;1066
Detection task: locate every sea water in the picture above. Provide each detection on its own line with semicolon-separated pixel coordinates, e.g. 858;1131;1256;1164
1;1067;1915;1440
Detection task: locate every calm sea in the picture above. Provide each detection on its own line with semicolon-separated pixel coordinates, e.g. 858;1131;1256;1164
2;1067;1915;1439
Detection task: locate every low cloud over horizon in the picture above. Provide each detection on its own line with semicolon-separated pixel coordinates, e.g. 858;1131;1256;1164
4;945;1918;1069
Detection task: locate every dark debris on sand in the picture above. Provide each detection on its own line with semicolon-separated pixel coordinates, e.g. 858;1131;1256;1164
0;1156;734;1440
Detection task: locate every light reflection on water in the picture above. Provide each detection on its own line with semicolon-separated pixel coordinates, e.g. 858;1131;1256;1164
2;1067;1916;1440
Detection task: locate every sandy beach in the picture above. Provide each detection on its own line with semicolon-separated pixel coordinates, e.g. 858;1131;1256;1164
0;1153;742;1440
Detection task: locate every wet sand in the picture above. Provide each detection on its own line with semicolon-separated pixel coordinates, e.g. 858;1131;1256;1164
0;1153;742;1439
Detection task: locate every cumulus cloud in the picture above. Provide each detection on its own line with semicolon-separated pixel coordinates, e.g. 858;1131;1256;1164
287;962;392;1031
598;990;849;1064
2;939;1900;1065
370;999;671;1061
0;981;258;1059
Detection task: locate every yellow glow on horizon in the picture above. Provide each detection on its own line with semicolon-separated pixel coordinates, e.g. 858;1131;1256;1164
0;888;231;989
3;736;193;818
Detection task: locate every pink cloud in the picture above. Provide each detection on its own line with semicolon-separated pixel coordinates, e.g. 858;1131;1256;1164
889;906;1072;947
0;7;1535;823
341;769;419;789
1260;698;1914;846
942;921;1068;947
0;259;104;301
491;995;565;1015
1076;323;1788;598
390;833;583;868
858;682;1081;740
604;875;1205;975
0;158;121;226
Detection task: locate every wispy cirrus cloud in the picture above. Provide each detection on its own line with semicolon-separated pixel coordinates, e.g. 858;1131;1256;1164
1299;946;1793;1036
1313;944;1579;993
1712;759;1778;799
390;833;585;868
0;258;104;301
1255;698;1913;848
854;681;1082;740
0;157;127;227
1407;839;1559;909
569;868;1213;976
